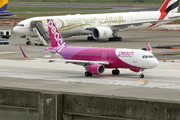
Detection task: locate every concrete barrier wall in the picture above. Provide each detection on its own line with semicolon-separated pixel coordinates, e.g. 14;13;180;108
1;88;180;120
0;106;38;120
63;94;180;120
38;93;57;120
0;89;38;108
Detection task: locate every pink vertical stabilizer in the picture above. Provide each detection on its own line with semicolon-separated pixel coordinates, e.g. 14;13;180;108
47;19;67;47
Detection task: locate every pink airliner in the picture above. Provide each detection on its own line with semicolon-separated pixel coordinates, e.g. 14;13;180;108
42;19;158;78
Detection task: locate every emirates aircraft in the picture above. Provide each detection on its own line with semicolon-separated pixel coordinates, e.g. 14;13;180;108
20;19;159;78
14;0;180;45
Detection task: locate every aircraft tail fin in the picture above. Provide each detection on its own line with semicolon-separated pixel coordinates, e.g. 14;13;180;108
0;0;9;11
47;19;67;47
159;0;179;13
146;41;152;52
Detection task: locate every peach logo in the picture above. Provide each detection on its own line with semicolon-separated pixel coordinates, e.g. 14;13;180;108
48;20;63;46
118;51;134;56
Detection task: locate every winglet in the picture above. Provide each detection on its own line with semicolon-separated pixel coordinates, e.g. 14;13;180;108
146;41;152;52
19;47;28;58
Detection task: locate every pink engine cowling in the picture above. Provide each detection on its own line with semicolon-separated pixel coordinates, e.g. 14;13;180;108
87;64;105;75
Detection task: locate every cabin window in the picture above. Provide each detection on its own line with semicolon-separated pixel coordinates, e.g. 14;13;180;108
142;55;154;58
16;24;24;27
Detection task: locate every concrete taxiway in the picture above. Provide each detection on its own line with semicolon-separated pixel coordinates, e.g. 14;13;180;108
0;59;180;102
1;25;180;120
1;26;180;96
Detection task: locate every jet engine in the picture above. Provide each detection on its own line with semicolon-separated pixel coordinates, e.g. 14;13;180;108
87;64;105;75
92;26;113;40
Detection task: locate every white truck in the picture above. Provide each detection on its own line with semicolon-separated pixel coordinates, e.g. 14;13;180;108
0;30;11;39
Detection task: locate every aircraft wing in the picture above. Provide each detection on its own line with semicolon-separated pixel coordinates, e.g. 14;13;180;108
84;19;172;30
168;14;180;19
20;47;109;65
42;59;109;65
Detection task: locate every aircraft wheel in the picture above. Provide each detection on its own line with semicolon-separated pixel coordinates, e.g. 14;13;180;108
89;73;93;76
87;36;95;41
139;74;144;78
85;71;89;77
112;70;120;75
118;37;122;41
116;70;120;75
109;37;122;41
115;37;119;41
26;41;31;45
112;70;116;75
85;71;93;77
87;36;91;41
109;38;113;41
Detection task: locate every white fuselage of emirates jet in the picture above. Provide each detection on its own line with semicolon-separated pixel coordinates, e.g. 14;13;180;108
13;11;179;40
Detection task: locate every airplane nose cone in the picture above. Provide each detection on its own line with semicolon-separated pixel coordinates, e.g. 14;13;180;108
13;26;18;33
152;59;159;68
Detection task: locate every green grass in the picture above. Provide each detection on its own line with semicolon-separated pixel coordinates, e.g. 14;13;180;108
8;7;110;12
8;13;89;19
6;0;180;21
9;0;164;3
7;6;110;19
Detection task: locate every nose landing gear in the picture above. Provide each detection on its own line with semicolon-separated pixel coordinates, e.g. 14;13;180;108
139;69;145;78
26;37;31;45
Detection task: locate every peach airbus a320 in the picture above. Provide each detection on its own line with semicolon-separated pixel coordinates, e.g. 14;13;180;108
20;19;159;78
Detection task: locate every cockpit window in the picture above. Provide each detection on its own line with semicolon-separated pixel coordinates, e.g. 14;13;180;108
142;55;154;58
16;24;24;27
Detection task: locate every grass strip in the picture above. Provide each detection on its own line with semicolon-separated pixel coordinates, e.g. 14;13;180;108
7;7;110;12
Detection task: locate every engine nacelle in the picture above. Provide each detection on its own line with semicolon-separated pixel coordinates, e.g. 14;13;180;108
87;64;105;75
92;26;113;40
130;68;140;73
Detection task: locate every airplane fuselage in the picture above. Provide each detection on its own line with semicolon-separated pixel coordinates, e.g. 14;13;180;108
45;45;159;70
13;11;177;37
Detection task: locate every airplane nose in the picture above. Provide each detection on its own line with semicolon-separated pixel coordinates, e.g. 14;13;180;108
152;59;159;68
13;26;24;34
13;26;18;33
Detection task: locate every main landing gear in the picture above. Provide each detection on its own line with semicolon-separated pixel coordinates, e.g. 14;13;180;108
84;69;145;78
26;37;31;45
109;36;122;41
109;31;122;41
87;36;95;41
85;71;93;77
86;36;122;41
112;69;120;75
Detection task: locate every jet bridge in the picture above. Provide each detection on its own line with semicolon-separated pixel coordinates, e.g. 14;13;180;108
30;21;49;45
